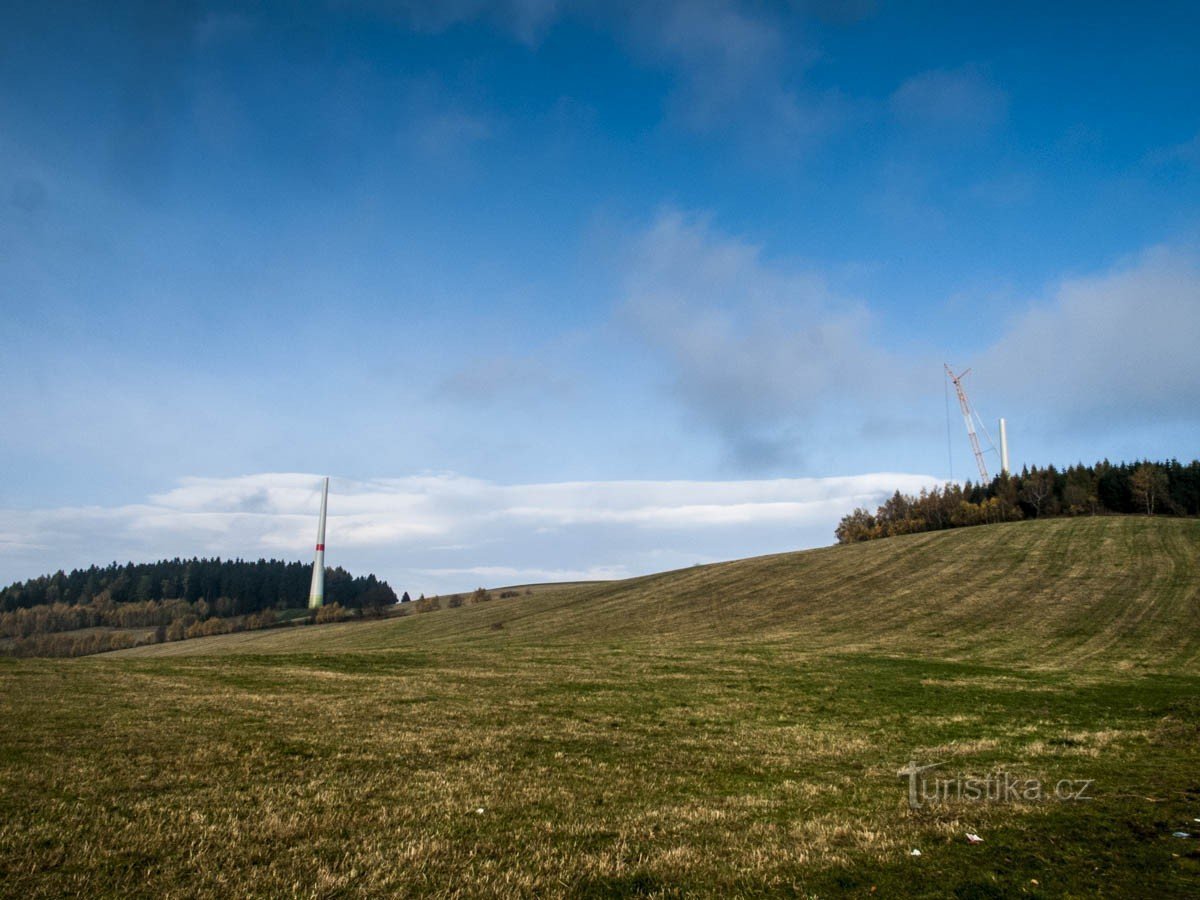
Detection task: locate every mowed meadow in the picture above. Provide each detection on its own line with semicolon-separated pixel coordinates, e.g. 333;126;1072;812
2;517;1199;897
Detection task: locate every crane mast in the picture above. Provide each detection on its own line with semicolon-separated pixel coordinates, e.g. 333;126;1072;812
945;364;990;482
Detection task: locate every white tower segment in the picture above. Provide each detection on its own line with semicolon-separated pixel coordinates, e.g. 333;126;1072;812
308;476;329;609
945;365;991;483
999;418;1010;476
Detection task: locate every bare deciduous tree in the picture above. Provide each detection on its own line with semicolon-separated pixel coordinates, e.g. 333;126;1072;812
1130;463;1169;515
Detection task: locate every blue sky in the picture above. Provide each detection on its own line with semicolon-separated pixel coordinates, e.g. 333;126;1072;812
2;1;1198;592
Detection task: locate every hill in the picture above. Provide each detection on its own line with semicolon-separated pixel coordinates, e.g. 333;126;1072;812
5;516;1199;897
117;516;1200;671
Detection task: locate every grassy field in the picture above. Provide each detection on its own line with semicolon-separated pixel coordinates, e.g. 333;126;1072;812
1;517;1198;897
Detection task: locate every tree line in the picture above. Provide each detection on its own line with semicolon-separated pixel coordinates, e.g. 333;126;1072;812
1;607;283;658
0;557;396;615
0;558;399;657
835;459;1200;544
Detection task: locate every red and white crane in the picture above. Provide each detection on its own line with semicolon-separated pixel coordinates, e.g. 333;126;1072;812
944;364;996;483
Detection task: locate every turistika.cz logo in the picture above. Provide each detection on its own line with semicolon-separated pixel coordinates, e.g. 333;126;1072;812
898;761;1094;810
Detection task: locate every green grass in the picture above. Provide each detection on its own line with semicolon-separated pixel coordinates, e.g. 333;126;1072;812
1;517;1198;897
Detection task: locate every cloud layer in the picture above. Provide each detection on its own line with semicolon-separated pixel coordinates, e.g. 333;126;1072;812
619;210;1200;471
621;210;897;469
978;244;1200;425
0;471;940;595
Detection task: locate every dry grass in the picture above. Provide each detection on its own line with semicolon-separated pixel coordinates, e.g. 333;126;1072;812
117;516;1200;673
2;517;1199;896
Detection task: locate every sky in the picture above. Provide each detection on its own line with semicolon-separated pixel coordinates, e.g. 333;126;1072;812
2;1;1198;594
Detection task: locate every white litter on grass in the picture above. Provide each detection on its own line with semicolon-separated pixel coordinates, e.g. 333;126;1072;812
966;833;984;844
909;849;921;857
1172;832;1191;838
475;808;485;814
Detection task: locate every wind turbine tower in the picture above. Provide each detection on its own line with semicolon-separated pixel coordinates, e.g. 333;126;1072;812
308;476;329;609
999;418;1010;476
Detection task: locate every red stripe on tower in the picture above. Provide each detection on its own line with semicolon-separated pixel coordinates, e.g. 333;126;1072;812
316;544;324;551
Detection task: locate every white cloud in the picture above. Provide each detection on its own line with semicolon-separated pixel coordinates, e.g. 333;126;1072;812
621;209;897;468
0;470;939;595
194;11;255;47
977;244;1200;425
374;0;562;45
390;71;501;164
381;0;845;153
797;0;878;25
1147;131;1200;168
616;0;844;153
624;0;789;121
411;109;493;157
890;66;1007;134
965;172;1036;207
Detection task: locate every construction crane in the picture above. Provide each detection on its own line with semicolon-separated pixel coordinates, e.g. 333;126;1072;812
945;364;994;483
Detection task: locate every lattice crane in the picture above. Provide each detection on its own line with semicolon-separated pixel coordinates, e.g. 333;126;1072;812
944;364;994;483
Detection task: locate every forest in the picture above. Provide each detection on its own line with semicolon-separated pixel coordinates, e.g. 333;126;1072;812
0;558;398;656
836;459;1200;543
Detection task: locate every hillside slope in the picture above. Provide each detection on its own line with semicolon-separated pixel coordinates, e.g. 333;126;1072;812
116;516;1200;670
